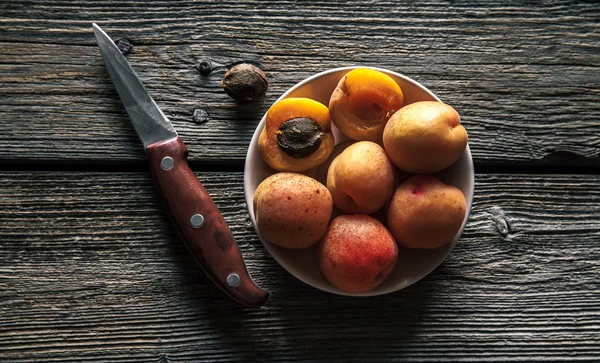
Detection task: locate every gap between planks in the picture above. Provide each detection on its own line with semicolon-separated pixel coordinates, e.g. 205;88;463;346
0;160;599;175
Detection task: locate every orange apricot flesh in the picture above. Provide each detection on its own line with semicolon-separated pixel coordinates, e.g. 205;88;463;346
329;68;404;141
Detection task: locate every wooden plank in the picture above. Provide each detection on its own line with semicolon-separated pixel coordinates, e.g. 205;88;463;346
1;171;598;362
0;1;599;167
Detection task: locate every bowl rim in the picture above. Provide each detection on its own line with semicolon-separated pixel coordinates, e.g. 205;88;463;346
244;66;475;297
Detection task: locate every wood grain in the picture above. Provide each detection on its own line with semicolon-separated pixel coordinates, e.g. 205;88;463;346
0;0;599;167
1;171;598;362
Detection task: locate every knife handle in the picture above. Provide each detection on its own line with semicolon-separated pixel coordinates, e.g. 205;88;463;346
146;136;269;308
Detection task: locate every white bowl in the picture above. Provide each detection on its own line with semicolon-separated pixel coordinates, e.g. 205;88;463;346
244;66;474;296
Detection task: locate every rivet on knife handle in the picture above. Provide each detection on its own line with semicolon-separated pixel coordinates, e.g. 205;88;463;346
147;136;269;308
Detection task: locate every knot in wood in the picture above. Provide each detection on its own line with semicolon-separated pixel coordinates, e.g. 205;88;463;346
196;60;213;75
493;214;511;237
116;38;133;55
192;109;209;124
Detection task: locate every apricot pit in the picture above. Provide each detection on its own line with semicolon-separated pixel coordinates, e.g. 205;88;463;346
276;117;323;158
222;63;268;103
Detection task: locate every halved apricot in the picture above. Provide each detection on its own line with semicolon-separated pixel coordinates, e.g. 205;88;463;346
258;98;335;172
329;68;404;141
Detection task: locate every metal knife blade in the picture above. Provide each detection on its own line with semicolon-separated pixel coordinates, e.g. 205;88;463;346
92;23;269;308
93;23;177;148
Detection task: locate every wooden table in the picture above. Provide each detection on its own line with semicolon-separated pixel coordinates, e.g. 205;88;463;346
1;1;598;362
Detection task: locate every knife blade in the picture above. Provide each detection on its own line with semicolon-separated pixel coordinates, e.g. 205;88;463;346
93;23;269;308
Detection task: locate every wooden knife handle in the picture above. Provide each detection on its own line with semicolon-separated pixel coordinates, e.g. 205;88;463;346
146;136;269;308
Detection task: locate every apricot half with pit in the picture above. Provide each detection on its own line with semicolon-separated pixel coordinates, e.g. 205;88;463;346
258;98;335;172
329;68;404;141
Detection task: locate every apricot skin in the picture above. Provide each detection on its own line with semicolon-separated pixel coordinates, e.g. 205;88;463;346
383;101;468;174
326;141;395;214
253;172;333;249
329;69;404;141
386;175;466;249
318;214;398;293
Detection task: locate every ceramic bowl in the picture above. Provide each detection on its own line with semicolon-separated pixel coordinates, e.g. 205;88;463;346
244;66;474;296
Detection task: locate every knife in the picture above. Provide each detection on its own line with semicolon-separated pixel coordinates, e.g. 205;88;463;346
93;23;269;308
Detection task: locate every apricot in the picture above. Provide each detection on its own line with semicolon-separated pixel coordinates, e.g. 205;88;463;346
329;68;404;141
387;175;466;249
326;141;395;214
315;140;356;186
253;172;333;249
258;98;335;172
383;101;468;174
318;214;398;293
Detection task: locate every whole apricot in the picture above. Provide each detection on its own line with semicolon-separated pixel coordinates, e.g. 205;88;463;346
326;141;395;214
383;101;468;174
387;175;466;249
258;98;335;172
329;68;404;141
318;214;398;293
253;172;332;249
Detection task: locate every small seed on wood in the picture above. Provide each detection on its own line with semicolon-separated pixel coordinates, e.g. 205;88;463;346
222;63;268;104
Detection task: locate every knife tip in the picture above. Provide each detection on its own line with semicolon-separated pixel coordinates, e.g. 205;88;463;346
92;23;108;42
92;23;102;34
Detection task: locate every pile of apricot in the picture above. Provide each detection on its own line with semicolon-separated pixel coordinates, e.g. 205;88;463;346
254;68;468;293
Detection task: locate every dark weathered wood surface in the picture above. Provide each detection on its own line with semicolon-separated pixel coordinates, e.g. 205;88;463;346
1;1;599;362
1;172;599;362
0;0;598;167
